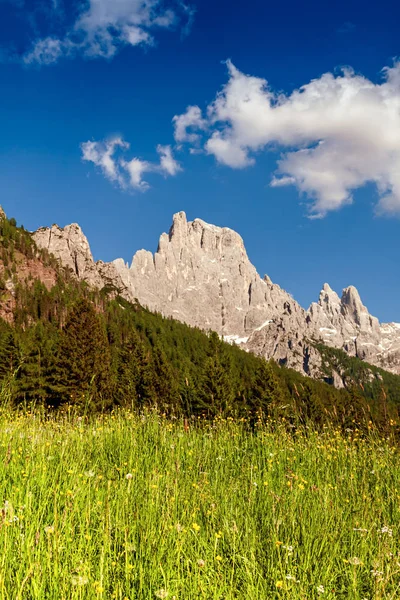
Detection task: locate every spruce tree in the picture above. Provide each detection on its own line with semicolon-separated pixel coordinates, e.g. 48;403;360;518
52;299;113;409
116;331;154;409
248;359;286;419
152;345;180;414
199;332;234;416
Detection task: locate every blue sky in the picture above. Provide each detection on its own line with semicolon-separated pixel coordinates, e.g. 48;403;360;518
1;0;400;322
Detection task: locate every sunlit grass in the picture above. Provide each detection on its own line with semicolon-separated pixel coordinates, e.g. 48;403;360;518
0;408;399;599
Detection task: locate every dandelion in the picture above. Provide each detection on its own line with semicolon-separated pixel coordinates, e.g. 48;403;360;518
276;581;284;589
317;584;325;594
215;555;222;562
192;523;200;532
125;473;133;480
155;589;168;599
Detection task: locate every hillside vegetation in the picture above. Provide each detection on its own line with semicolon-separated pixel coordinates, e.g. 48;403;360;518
0;214;399;435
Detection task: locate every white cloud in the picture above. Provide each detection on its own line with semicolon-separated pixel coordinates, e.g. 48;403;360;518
173;105;206;143
157;144;182;176
81;137;129;186
175;60;400;217
81;137;181;191
23;0;194;64
121;157;152;191
23;37;64;65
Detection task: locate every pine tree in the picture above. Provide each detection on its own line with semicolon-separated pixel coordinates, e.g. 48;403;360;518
152;345;180;414
15;322;57;404
52;299;113;409
116;331;154;409
248;359;287;419
199;332;234;416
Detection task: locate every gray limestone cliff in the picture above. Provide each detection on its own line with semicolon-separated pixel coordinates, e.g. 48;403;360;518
32;212;400;383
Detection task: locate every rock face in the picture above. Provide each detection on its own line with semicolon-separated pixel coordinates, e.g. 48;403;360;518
32;212;400;381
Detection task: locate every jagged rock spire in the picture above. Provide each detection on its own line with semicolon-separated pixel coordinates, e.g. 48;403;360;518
32;212;400;380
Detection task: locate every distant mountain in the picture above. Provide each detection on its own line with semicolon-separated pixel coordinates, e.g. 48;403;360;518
33;211;400;386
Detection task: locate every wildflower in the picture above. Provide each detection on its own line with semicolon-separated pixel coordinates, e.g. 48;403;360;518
85;470;95;478
192;523;200;532
285;574;298;581
283;544;294;554
276;581;284;589
378;526;393;536
215;555;222;562
371;569;383;578
348;557;362;565
353;528;368;533
317;584;325;594
155;589;168;599
44;525;55;535
197;559;205;568
125;473;133;480
71;575;89;587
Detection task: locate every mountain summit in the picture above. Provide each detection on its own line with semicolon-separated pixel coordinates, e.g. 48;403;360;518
33;212;400;383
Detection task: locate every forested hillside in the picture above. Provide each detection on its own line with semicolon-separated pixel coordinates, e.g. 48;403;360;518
0;213;399;435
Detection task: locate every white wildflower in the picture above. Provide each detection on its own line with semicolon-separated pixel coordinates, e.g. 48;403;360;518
317;584;325;594
71;575;89;586
379;526;393;536
371;569;383;578
348;557;362;565
155;589;168;599
125;473;133;480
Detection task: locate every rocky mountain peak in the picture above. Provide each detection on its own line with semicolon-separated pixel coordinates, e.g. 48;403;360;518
31;212;400;382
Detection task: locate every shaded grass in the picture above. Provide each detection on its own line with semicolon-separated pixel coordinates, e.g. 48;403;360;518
0;409;399;599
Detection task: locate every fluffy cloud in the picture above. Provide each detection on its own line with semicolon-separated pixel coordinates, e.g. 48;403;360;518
173;105;206;144
23;0;194;64
81;137;181;191
174;61;400;217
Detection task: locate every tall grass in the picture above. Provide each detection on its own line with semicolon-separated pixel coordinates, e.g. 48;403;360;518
0;408;398;599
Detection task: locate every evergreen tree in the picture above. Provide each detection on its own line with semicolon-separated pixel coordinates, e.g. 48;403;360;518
199;332;234;416
15;322;57;404
248;359;287;419
152;345;180;414
52;299;113;409
116;331;154;409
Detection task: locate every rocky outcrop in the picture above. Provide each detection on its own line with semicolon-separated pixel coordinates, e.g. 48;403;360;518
32;212;400;382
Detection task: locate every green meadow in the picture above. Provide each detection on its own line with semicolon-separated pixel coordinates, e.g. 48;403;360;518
0;409;399;600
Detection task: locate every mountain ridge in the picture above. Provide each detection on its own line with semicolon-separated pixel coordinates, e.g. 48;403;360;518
32;211;400;383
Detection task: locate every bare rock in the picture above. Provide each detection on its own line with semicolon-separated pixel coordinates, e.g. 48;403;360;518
32;212;400;383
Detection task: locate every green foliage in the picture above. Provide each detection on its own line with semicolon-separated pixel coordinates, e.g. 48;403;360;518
51;298;114;409
1;217;400;434
0;411;398;598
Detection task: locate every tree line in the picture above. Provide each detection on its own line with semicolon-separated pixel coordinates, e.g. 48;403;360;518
0;213;399;435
